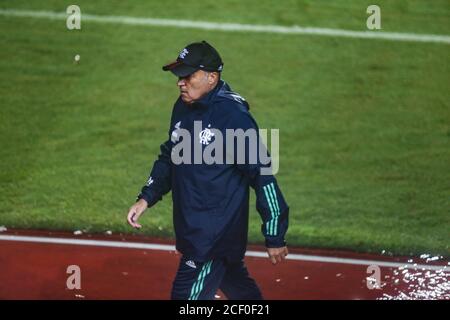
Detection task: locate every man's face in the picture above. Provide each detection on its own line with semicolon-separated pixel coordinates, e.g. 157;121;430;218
177;70;213;104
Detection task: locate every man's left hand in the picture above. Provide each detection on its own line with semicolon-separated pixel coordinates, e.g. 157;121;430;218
266;246;288;265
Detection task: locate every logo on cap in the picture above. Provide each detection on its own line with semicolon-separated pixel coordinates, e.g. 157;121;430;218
179;48;189;59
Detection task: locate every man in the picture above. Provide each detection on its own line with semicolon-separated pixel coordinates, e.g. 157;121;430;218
127;41;289;300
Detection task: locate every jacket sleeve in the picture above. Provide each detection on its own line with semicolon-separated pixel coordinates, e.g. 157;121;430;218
229;111;289;248
136;138;172;207
136;103;177;207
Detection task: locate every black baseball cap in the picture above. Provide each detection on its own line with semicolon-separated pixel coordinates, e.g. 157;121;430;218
162;41;223;77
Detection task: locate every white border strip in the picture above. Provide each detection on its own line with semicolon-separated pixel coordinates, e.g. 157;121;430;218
0;9;449;44
0;235;447;271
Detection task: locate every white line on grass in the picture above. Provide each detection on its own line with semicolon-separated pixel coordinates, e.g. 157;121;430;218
0;9;449;44
0;234;447;271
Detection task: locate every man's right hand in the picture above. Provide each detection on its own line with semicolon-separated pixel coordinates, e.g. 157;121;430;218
266;246;288;265
127;198;148;229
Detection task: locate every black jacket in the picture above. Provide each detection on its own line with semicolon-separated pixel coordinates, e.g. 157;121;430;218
138;80;289;262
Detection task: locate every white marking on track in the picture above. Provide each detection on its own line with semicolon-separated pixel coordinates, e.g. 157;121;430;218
0;235;447;271
0;9;449;44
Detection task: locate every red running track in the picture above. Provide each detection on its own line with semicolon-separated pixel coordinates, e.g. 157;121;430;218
0;229;448;300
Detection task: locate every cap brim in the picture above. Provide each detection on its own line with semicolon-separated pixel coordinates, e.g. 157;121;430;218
162;61;198;77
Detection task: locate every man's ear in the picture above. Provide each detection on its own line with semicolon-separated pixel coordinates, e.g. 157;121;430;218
208;72;219;85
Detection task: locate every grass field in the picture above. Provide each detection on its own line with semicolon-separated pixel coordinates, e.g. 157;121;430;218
0;1;449;256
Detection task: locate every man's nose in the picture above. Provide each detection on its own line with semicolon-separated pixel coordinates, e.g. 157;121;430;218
177;78;186;86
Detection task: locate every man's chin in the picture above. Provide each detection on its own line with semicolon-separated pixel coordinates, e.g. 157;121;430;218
180;95;194;104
